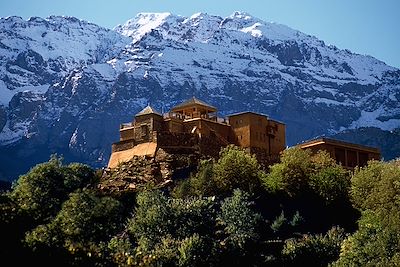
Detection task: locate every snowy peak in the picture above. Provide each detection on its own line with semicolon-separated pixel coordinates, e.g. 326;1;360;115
0;15;128;62
114;11;321;45
114;12;176;41
221;11;262;30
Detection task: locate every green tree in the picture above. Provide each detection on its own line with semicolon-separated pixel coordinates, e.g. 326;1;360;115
127;190;216;266
334;211;400;267
10;156;95;223
263;147;313;197
335;160;400;266
218;189;261;249
174;145;264;197
309;151;350;203
282;227;346;267
263;148;350;202
217;189;262;266
173;159;217;198
25;189;123;265
213;145;263;195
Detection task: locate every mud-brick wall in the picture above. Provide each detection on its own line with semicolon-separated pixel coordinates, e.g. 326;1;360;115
112;139;137;152
199;134;229;158
120;127;135;141
157;132;199;147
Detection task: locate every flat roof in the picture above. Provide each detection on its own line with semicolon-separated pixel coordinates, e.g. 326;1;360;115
227;111;268;118
227;111;285;124
298;137;380;154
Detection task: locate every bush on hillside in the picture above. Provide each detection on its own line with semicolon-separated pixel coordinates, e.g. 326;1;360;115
173;145;264;198
334;160;400;266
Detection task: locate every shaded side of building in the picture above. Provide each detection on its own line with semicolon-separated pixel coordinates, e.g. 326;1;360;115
298;137;381;169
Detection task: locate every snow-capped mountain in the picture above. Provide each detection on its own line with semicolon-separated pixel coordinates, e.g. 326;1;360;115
0;12;399;180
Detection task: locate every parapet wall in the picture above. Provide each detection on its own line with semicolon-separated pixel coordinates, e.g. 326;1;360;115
112;139;136;153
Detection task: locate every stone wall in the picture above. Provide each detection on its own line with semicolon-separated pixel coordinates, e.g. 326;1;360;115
157;131;199;148
199;133;228;158
112;139;136;152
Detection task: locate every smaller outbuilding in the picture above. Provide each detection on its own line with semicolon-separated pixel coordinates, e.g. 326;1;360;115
298;137;381;169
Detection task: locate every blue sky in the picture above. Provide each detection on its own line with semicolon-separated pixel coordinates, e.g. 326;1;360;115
1;0;399;68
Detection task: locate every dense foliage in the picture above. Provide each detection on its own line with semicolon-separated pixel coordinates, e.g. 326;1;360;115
1;147;399;266
334;160;400;266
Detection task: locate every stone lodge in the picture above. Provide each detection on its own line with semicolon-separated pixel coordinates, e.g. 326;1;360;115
108;97;286;168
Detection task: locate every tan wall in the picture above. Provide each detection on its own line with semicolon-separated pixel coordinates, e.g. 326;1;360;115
229;113;286;157
164;119;184;133
249;114;269;150
268;120;286;156
108;142;157;168
202;120;232;142
229;114;252;148
157;132;199;147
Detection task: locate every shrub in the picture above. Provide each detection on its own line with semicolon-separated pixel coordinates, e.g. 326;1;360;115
282;227;346;266
25;189;123;265
127;190;216;266
10;156;95;223
334;211;400;267
217;189;261;249
334;160;400;266
174;145;264;197
263;148;350;203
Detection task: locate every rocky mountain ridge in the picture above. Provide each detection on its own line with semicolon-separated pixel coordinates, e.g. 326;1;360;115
0;12;399;180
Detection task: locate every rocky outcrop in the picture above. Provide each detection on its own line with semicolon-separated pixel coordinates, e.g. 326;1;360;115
98;148;202;196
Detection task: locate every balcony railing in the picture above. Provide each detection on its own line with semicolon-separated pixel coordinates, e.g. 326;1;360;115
120;122;133;129
163;112;227;124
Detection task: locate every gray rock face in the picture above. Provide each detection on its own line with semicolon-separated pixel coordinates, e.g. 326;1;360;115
0;12;399;180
